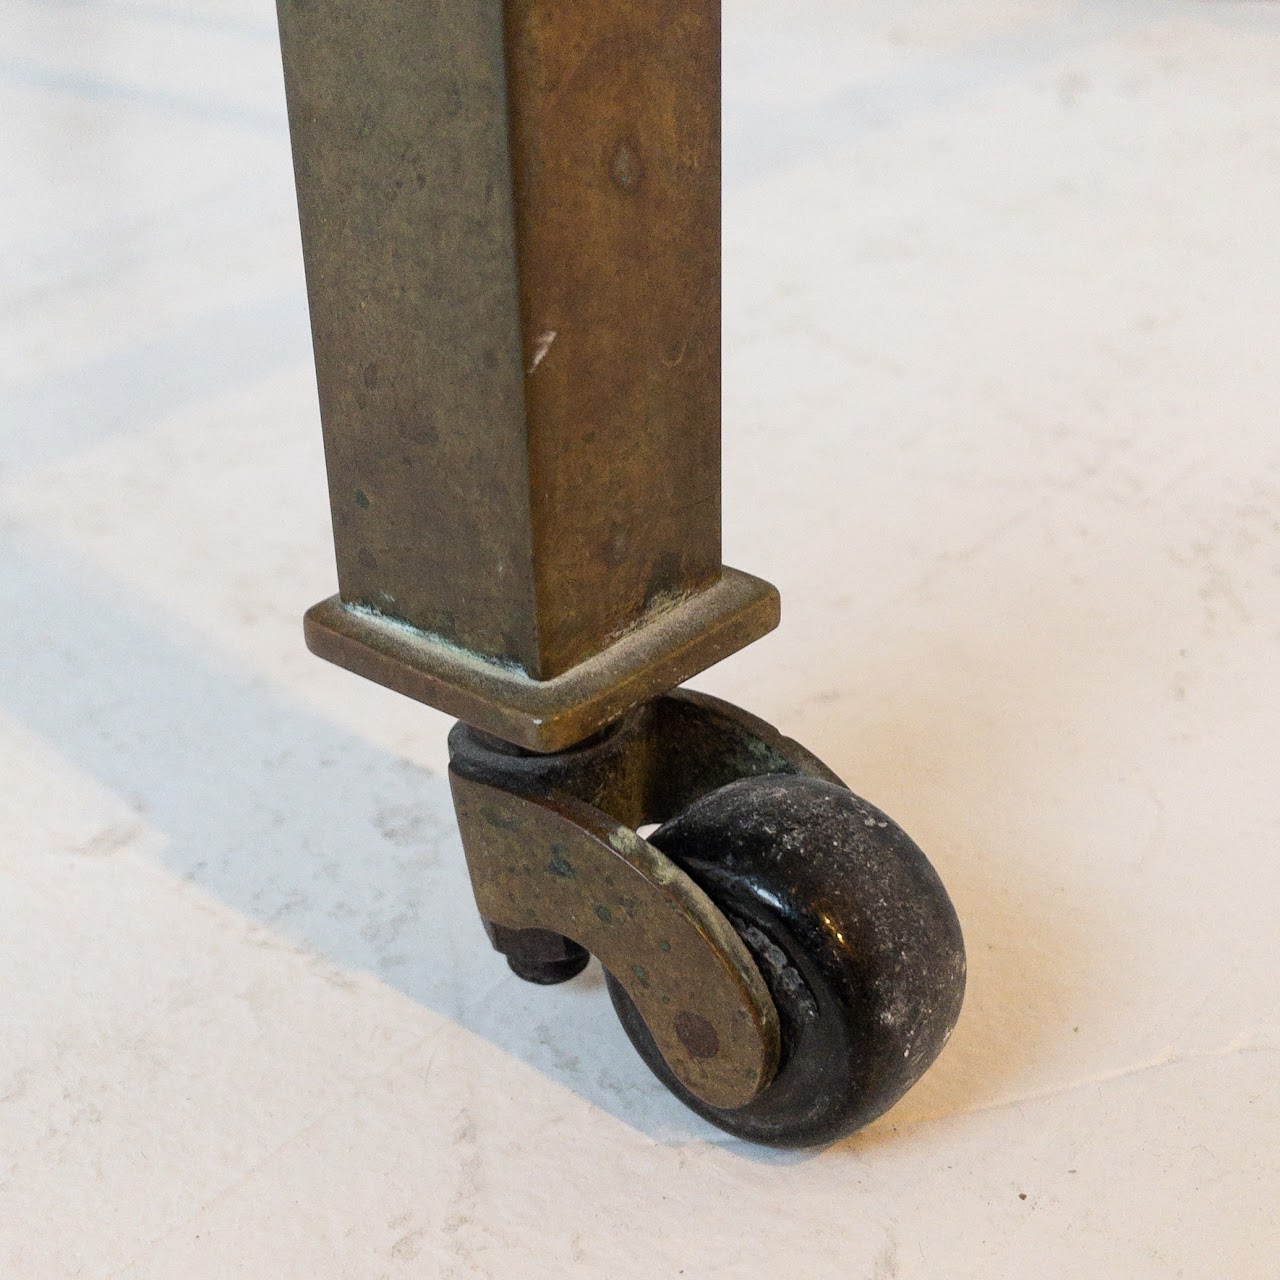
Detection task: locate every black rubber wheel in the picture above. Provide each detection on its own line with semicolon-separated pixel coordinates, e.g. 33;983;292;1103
606;774;966;1147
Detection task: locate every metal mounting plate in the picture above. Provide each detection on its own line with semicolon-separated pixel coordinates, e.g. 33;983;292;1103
305;568;779;752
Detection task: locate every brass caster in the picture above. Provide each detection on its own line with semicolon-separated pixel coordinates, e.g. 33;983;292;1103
449;689;966;1147
276;0;966;1152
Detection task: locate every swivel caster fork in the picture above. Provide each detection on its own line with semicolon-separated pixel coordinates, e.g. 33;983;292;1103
449;690;966;1148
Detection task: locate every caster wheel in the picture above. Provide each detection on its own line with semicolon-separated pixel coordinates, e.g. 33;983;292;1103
606;774;966;1147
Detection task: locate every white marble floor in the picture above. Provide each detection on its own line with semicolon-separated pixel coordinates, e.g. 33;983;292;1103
2;1;1278;1275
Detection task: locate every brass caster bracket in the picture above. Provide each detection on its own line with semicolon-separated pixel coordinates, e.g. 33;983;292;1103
447;688;840;1112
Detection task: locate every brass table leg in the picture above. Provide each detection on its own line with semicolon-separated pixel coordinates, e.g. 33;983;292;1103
276;0;776;753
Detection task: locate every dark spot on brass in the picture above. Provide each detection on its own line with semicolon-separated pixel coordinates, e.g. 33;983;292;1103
660;336;688;367
658;940;671;952
632;964;647;981
357;547;378;570
674;1011;720;1060
361;361;380;390
354;489;370;509
594;904;613;925
478;803;522;832
547;852;575;878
